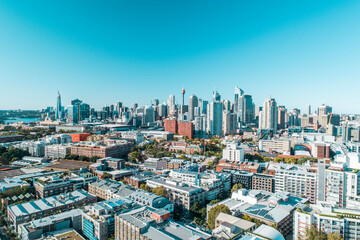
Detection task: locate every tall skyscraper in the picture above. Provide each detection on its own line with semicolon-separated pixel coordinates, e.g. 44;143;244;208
189;94;198;121
223;111;237;135
277;106;286;130
213;91;221;102
243;94;254;123
307;104;311;115
55;91;62;120
259;97;278;132
167;95;176;116
234;87;244;118
318;104;332;126
207;92;223;136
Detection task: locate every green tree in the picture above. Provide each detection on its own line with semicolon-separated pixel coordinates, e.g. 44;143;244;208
139;184;151;192
210;199;220;205
242;214;252;222
152;186;167;198
305;226;327;240
190;201;202;216
327;232;343;240
207;204;231;230
128;151;142;163
231;183;243;194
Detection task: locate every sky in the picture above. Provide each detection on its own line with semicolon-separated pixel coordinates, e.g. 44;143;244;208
0;0;359;114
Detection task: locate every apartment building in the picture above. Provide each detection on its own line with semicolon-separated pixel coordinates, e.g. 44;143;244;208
251;173;275;192
70;141;133;158
82;197;134;240
268;163;318;203
146;178;206;211
115;206;211;240
294;203;360;240
222;142;245;162
128;190;174;212
44;144;71;159
88;179;134;200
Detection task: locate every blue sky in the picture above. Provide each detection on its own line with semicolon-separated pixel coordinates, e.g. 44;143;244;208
0;0;359;113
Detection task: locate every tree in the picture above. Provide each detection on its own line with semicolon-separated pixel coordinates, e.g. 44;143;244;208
210;199;220;205
190;201;202;216
152;186;167;198
128;151;142;163
327;233;343;240
207;204;231;230
305;226;327;240
242;214;252;222
101;172;112;179
231;183;243;194
139;184;151;192
207;161;214;168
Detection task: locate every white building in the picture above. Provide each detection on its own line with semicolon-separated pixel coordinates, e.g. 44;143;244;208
259;139;290;153
294;203;360;240
222;142;244;161
259;97;278;132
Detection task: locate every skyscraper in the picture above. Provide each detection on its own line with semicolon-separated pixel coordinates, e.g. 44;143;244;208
189;94;198;121
167;95;176;116
277;106;286;130
207;92;223;136
307;104;311;115
55;91;62;120
259;97;278;132
234;87;244;118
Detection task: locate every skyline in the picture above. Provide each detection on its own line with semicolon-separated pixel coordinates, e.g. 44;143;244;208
1;1;360;113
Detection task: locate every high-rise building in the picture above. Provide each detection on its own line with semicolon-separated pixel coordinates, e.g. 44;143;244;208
307;104;311;115
55;91;62;120
277;106;286;130
207;98;223;136
189;94;198;121
318;104;332;126
167;95;176;116
223;111;237;135
259;97;278;132
234;87;244;119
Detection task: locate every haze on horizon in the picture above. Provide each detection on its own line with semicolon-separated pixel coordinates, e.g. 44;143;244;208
0;0;360;114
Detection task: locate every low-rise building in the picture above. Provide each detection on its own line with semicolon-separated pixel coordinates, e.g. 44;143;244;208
128;190;174;212
82;197;135;240
146;178;206;212
7;190;97;230
88;179;134;200
20;209;83;240
259;139;291;154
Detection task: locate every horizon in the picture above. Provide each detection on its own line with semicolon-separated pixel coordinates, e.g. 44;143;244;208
1;1;360;113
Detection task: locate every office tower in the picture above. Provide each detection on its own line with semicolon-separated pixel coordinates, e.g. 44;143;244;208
223;99;231;112
213;91;221;102
71;99;82;105
318;104;332;126
193;106;201;118
194;115;207;137
199;100;208;115
55;91;62;120
116;102;123;113
167;95;176;116
259;97;278;132
307;104;311;115
67;104;80;124
207;93;223;136
157;103;167;118
277;106;286;130
189;94;198;121
133;103;138;111
143;106;155;124
79;103;90;121
234;87;244;119
223;111;237;135
153;99;159;106
243;94;254;123
109;104;114;118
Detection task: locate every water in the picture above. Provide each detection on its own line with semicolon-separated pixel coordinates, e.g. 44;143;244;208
4;118;40;123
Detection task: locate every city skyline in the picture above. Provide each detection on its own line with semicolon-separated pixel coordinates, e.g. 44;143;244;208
1;1;360;113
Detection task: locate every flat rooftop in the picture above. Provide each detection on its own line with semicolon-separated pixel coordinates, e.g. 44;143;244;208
44;160;93;171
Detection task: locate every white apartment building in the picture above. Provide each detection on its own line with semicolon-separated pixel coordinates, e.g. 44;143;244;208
222;142;244;161
325;166;360;208
268;163;318;203
294;203;360;240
